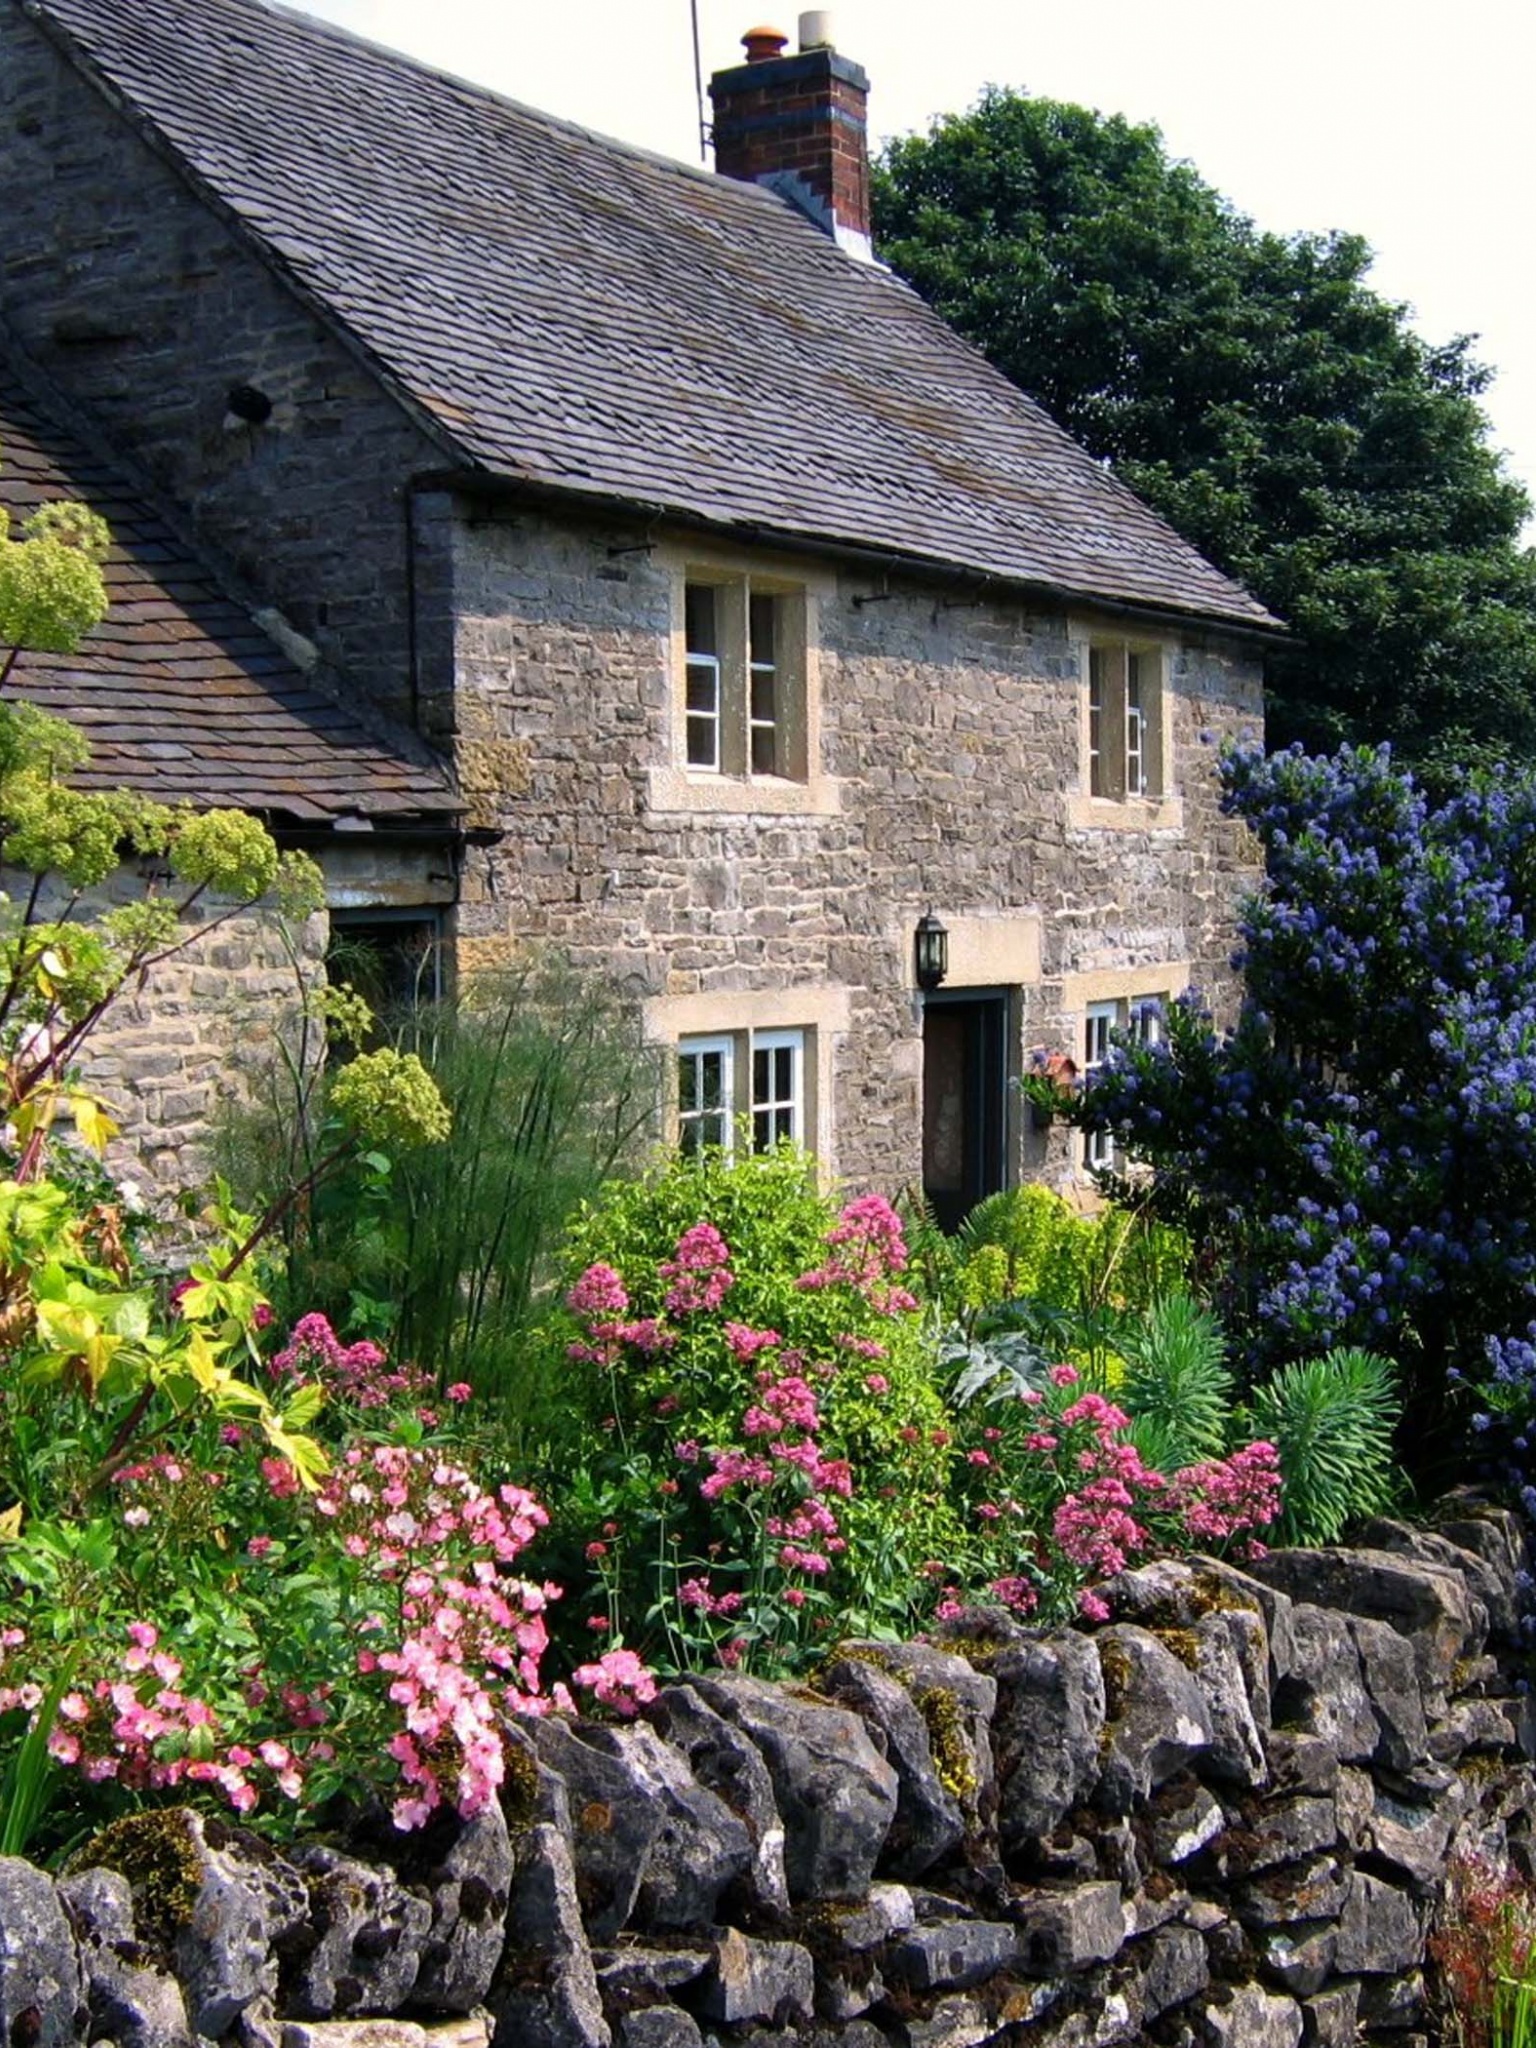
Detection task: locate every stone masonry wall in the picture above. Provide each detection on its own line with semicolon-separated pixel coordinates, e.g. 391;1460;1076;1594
3;1500;1528;2048
0;2;449;735
26;870;328;1193
450;508;1265;1192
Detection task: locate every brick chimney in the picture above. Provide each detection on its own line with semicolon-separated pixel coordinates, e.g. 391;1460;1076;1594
709;12;872;261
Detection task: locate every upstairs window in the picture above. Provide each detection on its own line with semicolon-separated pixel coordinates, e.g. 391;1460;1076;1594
1087;642;1163;801
682;576;806;781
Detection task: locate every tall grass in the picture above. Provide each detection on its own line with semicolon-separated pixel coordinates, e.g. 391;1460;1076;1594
218;956;659;1413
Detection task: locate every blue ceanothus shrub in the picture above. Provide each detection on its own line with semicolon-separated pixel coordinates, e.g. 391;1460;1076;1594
1073;741;1536;1450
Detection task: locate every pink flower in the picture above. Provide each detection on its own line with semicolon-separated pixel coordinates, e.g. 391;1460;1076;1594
863;1373;890;1395
446;1382;473;1403
246;1536;273;1559
566;1263;630;1317
571;1648;656;1716
1078;1589;1111;1623
1049;1363;1080;1387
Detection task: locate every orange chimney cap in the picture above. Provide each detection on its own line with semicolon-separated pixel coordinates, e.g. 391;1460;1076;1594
742;24;790;60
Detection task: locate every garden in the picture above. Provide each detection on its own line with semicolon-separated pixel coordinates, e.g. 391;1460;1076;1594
7;475;1536;2045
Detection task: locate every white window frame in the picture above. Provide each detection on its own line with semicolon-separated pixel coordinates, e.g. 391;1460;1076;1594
1083;994;1166;1173
1085;639;1165;803
750;1027;804;1151
675;1026;807;1156
677;1034;735;1157
679;574;806;784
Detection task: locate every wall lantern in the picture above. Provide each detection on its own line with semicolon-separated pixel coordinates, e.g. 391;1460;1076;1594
914;910;949;992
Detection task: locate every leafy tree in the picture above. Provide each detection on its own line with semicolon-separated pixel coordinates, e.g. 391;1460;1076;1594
874;93;1536;769
1033;741;1536;1471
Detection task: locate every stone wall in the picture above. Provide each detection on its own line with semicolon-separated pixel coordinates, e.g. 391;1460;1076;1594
450;508;1265;1192
8;870;325;1194
0;2;449;736
5;1501;1526;2048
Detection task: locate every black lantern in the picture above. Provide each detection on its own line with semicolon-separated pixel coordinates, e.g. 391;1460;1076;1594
914;910;949;992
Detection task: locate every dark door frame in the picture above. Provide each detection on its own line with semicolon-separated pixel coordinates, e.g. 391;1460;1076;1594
921;986;1013;1232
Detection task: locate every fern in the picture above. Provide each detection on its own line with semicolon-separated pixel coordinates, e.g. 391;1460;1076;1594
1119;1290;1233;1472
1248;1347;1401;1546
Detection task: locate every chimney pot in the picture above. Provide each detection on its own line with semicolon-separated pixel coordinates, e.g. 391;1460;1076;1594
798;9;834;49
741;24;790;61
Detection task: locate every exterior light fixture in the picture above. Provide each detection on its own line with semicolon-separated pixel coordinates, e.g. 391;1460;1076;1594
914;910;949;992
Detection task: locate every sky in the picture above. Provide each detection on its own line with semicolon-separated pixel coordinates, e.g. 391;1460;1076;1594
302;0;1536;527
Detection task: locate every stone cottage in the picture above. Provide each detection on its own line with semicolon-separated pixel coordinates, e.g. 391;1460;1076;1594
0;0;1277;1212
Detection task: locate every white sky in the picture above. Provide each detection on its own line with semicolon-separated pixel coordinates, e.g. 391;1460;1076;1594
302;0;1536;529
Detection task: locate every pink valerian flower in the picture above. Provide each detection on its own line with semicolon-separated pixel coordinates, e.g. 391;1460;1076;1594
742;1373;821;1439
1168;1441;1282;1544
571;1647;657;1716
700;1448;776;1499
269;1312;429;1412
566;1263;630;1317
660;1222;734;1315
837;1333;888;1361
446;1382;473;1403
674;1439;701;1464
1052;1477;1151;1580
724;1321;782;1362
863;1373;891;1395
1049;1363;1081;1387
1078;1589;1112;1624
795;1194;918;1314
989;1575;1040;1614
679;1577;744;1617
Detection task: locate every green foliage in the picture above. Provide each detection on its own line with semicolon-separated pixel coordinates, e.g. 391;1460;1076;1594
874;92;1536;768
0;498;109;656
1247;1347;1401;1545
328;1048;451;1150
537;1150;959;1667
1119;1291;1233;1473
219;961;657;1396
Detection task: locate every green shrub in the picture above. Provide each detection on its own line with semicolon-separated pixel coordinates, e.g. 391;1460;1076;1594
1120;1290;1233;1473
533;1148;960;1669
1247;1346;1401;1544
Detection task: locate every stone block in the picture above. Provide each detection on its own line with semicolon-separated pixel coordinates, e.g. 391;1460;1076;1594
884;1919;1022;1991
1015;1881;1126;1973
0;1858;84;2048
1302;1981;1361;2048
1093;1626;1213;1812
1335;1872;1424;1975
987;1630;1106;1849
690;1930;813;2026
1204;1985;1302;2048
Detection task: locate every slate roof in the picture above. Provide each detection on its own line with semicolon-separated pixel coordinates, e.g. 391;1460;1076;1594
19;0;1279;636
0;350;458;825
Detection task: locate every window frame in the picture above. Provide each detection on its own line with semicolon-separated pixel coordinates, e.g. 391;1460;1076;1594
680;572;805;784
1082;991;1167;1174
675;1024;808;1157
677;1032;736;1157
1072;633;1180;830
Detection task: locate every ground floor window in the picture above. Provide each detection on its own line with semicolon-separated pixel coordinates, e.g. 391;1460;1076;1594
677;1026;806;1156
1084;994;1165;1172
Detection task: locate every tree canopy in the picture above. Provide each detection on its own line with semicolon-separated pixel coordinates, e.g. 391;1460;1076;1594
873;92;1536;769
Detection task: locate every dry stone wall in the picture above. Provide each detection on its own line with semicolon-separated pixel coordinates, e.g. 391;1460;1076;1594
5;1499;1528;2048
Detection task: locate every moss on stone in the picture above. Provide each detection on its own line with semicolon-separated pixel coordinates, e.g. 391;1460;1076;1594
915;1685;979;1805
71;1808;204;1958
500;1733;541;1836
1153;1626;1202;1671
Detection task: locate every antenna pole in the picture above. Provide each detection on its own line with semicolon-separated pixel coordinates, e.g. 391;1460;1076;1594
691;0;708;162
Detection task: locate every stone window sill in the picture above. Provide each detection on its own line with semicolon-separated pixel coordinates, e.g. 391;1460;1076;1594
1066;792;1184;834
646;766;842;817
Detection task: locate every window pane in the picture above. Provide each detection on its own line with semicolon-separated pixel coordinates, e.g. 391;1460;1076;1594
678;1051;699;1114
685;583;717;655
749;594;778;777
749;593;775;665
1126;653;1145;796
686;654;720;769
750;1030;802;1150
1088;647;1105;798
